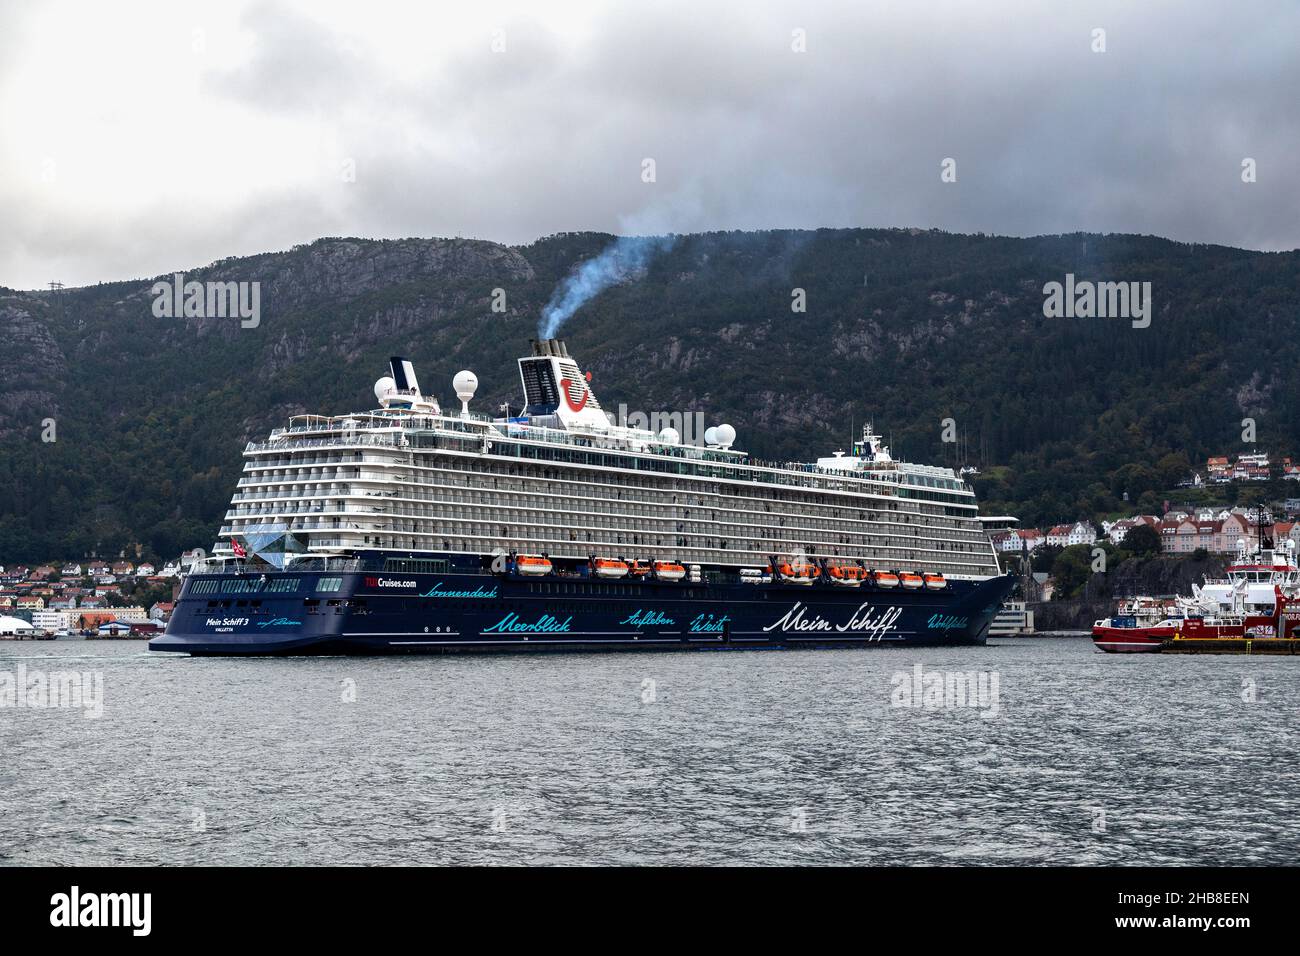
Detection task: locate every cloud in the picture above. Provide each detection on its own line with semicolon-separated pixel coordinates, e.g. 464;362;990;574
1;0;1298;289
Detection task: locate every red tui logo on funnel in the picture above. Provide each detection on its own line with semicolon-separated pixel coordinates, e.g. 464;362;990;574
559;372;592;412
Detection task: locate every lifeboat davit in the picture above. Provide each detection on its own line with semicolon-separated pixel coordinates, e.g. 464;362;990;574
923;573;947;590
826;564;864;587
900;572;924;590
515;555;552;576
872;571;900;588
774;561;816;585
592;558;629;579
653;561;686;582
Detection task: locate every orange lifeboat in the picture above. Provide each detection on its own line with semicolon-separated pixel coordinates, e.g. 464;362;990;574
628;561;651;577
653;561;686;582
826;564;864;587
900;572;924;590
923;573;947;590
515;555;552;576
873;571;900;588
775;561;816;585
592;558;629;580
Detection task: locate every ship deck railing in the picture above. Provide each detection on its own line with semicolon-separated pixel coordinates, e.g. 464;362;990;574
189;556;366;575
244;430;947;499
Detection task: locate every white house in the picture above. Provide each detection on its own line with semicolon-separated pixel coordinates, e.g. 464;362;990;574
1002;528;1044;552
1045;524;1073;548
1066;521;1097;546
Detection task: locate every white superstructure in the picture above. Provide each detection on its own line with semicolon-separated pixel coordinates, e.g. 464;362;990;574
218;341;1001;578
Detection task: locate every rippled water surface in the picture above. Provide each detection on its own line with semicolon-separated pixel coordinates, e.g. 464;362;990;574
2;637;1297;865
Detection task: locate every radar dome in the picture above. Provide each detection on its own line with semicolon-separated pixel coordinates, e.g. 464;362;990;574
453;370;478;400
715;424;736;448
658;427;680;445
704;426;719;446
374;376;396;401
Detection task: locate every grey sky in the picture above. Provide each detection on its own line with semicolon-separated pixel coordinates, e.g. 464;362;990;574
2;0;1297;290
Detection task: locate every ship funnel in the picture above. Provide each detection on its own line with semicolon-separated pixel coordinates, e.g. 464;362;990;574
389;356;420;395
518;339;603;427
377;356;439;414
530;338;571;358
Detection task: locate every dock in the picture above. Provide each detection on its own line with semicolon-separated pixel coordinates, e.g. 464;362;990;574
1162;637;1300;655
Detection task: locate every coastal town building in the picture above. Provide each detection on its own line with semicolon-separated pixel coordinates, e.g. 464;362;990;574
0;615;41;637
1046;522;1097;548
994;528;1044;553
1202;452;1294;484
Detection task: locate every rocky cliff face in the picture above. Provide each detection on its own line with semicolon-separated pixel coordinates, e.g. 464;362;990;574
0;298;65;439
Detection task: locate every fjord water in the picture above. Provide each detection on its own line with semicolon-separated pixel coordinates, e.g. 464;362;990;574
2;638;1296;866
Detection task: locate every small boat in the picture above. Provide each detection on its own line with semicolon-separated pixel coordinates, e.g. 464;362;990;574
515;555;552;576
899;572;924;590
826;564;863;587
592;557;629;579
1091;617;1174;653
653;561;686;582
628;561;651;577
873;571;900;588
923;573;947;590
773;561;816;584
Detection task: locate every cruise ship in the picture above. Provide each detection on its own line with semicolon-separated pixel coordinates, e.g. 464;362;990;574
150;339;1015;655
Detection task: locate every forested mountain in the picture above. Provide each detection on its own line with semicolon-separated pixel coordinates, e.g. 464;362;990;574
2;228;1298;563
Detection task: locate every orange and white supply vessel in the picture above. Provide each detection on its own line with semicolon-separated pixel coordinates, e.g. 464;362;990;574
1092;535;1300;653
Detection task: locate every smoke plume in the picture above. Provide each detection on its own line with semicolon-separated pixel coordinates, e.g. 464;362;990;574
538;234;676;339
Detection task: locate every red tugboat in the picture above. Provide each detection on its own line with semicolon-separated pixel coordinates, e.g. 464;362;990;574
1092;525;1300;653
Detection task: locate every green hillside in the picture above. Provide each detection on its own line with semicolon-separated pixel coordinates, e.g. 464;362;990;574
2;228;1298;562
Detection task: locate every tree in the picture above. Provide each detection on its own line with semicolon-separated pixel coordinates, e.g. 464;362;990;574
1050;545;1094;600
1123;523;1162;558
1031;544;1061;573
1155;451;1191;489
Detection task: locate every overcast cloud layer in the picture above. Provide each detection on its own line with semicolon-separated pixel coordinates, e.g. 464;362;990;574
2;0;1297;290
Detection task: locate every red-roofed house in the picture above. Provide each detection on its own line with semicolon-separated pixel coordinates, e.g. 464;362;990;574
1045;524;1073;547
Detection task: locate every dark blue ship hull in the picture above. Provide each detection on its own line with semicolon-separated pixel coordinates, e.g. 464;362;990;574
149;558;1017;656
